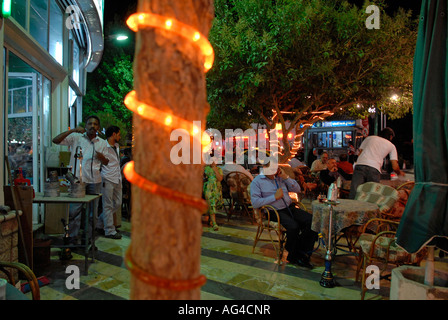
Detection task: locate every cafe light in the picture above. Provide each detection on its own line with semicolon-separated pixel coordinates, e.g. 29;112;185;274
124;90;198;135
126;12;214;72
123;10;212;294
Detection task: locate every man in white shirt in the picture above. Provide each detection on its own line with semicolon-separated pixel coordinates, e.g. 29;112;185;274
310;151;329;175
52;115;109;242
97;126;122;239
349;127;405;199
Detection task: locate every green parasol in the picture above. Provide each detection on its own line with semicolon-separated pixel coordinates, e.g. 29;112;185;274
396;0;448;255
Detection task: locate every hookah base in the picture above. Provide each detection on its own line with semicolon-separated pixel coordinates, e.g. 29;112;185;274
319;270;336;288
59;248;73;261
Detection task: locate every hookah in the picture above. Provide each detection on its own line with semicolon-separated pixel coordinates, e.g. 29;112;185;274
319;177;341;288
59;218;73;260
73;146;83;183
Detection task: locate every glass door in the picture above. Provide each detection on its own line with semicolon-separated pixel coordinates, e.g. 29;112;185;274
7;72;38;188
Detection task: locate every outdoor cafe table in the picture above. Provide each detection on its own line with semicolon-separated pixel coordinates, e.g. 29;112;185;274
33;192;101;274
311;199;380;252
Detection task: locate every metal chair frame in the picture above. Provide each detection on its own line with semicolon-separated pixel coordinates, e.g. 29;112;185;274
252;204;287;265
0;261;40;300
225;171;254;223
356;218;424;300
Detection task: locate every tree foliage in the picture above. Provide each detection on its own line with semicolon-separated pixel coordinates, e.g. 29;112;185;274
83;14;136;144
206;0;418;161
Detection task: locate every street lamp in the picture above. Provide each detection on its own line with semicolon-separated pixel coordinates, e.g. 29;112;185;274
115;35;129;41
108;34;129;41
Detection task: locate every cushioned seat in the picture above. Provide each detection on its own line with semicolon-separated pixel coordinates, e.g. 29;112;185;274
354;182;400;219
359;233;426;264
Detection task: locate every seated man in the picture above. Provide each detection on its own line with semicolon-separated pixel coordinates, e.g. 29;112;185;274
337;153;353;175
320;158;352;186
250;162;318;268
310;152;329;176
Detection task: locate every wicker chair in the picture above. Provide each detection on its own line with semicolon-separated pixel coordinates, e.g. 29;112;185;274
225;171;254;222
356;218;426;300
396;181;415;192
333;182;401;255
382;181;415;221
0;261;40;300
251;197;308;265
252;205;287;265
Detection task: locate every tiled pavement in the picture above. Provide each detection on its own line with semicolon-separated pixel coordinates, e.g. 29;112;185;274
25;202;447;301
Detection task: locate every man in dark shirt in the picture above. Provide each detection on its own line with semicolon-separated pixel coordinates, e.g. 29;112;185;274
320;158;352;186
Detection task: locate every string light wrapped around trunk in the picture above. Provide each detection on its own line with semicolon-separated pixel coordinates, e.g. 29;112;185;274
122;6;214;298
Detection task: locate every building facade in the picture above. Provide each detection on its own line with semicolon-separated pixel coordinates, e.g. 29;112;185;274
0;0;104;213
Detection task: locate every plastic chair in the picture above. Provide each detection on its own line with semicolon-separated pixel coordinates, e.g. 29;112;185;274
356;218;426;300
0;261;40;300
252;205;287;265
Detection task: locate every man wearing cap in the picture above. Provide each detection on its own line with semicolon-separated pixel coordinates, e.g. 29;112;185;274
349;127;405;199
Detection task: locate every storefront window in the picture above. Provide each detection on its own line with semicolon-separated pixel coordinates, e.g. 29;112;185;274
317;132;329;148
11;0;27;29
30;0;49;50
343;131;353;147
332;131;343;148
49;0;63;65
70;32;80;86
6;52;48;190
42;77;52;149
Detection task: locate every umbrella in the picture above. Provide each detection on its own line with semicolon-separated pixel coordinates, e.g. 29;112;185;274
396;0;448;272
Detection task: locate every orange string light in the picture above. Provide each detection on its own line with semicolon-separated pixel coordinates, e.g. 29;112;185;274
123;161;208;212
124;11;213;292
125;245;207;291
124;90;201;135
126;12;214;72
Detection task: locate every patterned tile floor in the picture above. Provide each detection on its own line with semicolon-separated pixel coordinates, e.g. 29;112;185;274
26;202;448;301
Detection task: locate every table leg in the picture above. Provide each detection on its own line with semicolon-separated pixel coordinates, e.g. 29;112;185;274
91;202;96;263
320;204;336;288
84;204;89;274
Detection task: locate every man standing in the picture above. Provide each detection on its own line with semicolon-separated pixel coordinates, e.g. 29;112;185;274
349;127;405;199
52;115;109;242
97;126;123;239
250;163;317;268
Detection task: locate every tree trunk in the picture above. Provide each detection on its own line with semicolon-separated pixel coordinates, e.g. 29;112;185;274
129;0;214;300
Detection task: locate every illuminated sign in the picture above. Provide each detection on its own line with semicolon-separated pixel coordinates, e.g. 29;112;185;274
2;0;11;18
313;120;356;128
